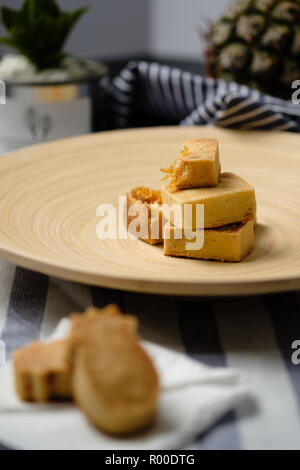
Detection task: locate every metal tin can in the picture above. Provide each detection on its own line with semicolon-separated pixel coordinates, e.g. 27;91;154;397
0;63;108;154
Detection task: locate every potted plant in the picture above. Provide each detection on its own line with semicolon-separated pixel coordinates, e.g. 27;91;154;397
0;0;108;153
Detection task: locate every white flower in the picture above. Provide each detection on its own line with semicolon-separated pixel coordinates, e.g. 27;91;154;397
0;54;36;81
0;53;106;83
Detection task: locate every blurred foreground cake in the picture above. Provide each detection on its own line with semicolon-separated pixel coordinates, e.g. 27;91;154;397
72;309;159;434
14;339;72;402
14;305;160;435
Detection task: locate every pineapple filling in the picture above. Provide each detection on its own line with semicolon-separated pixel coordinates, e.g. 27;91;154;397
180;146;190;157
131;187;162;205
161;162;186;190
161;146;190;189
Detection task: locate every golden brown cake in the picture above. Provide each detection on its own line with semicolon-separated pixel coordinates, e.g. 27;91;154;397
70;304;138;347
126;187;163;245
161;138;220;189
161;172;256;230
72;314;159;435
13;339;72;402
13;304;160;435
164;217;254;262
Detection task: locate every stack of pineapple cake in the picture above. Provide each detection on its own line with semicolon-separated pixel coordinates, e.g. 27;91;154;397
161;139;256;262
126;138;256;262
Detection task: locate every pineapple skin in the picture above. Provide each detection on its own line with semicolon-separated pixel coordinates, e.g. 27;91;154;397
207;0;300;99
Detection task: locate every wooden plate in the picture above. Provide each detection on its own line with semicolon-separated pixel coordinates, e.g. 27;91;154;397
0;126;299;296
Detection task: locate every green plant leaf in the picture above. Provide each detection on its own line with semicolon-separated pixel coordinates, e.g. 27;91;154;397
1;7;22;30
65;7;88;36
0;37;18;48
27;0;38;25
22;0;60;19
0;1;88;70
57;8;88;48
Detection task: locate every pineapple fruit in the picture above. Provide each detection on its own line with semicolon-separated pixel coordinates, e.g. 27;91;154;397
206;0;300;99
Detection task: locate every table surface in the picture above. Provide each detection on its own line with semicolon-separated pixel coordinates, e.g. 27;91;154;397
0;258;300;450
1;58;300;448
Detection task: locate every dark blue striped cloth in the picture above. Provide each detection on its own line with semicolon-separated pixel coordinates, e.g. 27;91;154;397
109;61;300;132
1;265;300;449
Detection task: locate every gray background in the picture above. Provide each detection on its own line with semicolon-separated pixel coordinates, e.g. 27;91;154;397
0;0;229;60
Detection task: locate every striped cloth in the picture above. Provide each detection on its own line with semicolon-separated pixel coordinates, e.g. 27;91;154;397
0;260;300;449
110;61;300;132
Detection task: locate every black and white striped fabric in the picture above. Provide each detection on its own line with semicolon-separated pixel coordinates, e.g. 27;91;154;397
1;262;300;449
110;61;300;131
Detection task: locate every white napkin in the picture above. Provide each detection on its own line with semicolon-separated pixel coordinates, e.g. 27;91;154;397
0;319;250;450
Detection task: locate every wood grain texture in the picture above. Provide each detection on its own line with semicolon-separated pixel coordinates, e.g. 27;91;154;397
0;126;299;296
